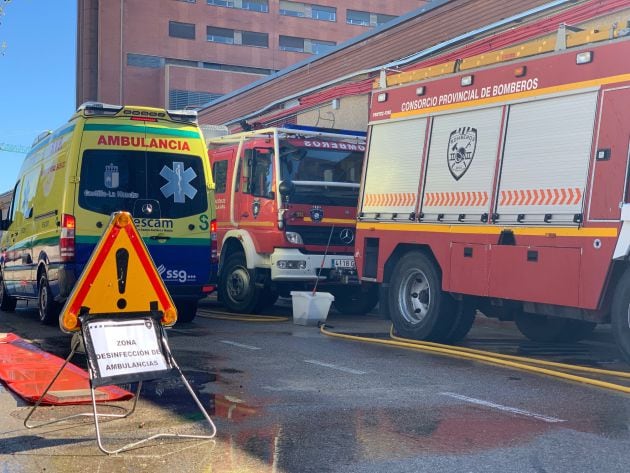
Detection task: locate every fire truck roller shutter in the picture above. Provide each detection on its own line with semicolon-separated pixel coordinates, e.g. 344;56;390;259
496;91;598;224
361;118;426;218
421;106;502;223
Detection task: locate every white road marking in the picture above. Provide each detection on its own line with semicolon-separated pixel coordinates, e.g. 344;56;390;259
440;392;565;423
220;340;261;350
304;359;366;375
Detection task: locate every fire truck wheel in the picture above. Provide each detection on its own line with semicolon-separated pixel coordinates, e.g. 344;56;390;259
219;252;260;314
388;252;456;341
611;269;630;363
0;275;17;312
333;288;378;315
175;300;198;323
256;290;279;311
558;319;596;342
444;302;476;342
38;273;60;325
514;312;568;343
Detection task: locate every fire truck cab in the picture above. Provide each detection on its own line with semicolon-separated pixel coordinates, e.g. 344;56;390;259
356;19;630;362
208;125;376;314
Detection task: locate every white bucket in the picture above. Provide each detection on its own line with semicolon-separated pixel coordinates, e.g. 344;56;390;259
290;291;334;326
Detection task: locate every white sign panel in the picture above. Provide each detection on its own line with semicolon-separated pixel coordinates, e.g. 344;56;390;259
86;318;169;379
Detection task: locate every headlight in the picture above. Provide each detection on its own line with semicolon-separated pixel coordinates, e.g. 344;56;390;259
285;231;303;244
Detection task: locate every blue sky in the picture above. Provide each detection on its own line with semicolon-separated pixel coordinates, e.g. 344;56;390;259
0;1;76;193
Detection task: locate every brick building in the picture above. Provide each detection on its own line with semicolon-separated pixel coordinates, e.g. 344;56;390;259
76;0;426;110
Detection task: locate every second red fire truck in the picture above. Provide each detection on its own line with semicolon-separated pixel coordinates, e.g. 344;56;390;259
207;125;377;314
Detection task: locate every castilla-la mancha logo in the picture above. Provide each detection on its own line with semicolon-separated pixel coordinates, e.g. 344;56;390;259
447;127;477;181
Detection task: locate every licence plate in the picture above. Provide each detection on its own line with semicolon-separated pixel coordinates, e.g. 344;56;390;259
333;259;356;269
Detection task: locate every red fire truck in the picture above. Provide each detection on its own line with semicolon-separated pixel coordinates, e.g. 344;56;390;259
355;23;630;361
207;125;376;314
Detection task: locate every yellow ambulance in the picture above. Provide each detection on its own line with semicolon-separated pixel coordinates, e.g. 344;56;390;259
0;103;217;324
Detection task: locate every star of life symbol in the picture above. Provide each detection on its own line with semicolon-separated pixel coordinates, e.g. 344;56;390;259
160;162;198;203
447;127;477;181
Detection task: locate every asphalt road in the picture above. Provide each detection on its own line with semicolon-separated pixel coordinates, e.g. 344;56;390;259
1;297;630;472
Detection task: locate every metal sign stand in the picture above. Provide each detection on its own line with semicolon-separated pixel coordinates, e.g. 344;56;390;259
24;312;217;455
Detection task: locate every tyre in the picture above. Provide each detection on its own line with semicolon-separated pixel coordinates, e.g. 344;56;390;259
514;312;568;343
388;252;456;341
611;269;630;363
38;273;60;325
444;302;476;343
558;319;596;343
333;287;379;315
218;252;260;313
0;276;17;312
256;289;279;312
175;300;198;323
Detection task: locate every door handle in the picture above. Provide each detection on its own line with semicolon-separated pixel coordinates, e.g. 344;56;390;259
241;212;250;218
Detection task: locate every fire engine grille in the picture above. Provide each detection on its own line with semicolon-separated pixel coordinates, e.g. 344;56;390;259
285;225;355;247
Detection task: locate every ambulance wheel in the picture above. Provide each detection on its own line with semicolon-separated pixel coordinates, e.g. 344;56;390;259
38;274;60;325
219;252;260;314
388;252;456;342
514;312;568;343
333;287;379;315
611;269;630;363
0;276;17;312
175;300;198;323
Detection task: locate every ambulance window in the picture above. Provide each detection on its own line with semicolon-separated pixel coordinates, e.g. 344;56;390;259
213;160;228;194
19;169;40;219
147;152;207;218
79;150;207;218
79;150;146;215
7;180;21;223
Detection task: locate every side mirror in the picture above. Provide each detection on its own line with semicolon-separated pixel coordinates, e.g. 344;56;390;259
278;180;295;198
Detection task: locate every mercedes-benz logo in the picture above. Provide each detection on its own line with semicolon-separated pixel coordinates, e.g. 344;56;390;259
339;228;354;245
142;203;153;215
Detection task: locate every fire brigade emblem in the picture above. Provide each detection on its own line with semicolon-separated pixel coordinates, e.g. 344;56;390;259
310;206;324;223
447;127;477;181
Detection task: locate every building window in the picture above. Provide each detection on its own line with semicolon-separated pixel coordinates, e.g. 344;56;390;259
375;13;396;26
203;62;274;75
312;5;335;21
310;39;335;55
279;1;336;22
169;21;196;40
279;36;335;54
207;0;268;13
346;10;370;26
127;53;164;68
279;35;305;53
346;10;398;27
169;89;222;109
165;58;200;67
207;26;235;44
241;30;269;48
207;26;268;47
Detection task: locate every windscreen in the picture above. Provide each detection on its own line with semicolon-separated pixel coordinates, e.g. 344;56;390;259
78;150;207;218
279;140;363;206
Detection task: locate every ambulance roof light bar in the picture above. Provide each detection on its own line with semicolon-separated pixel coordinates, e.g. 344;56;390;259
167;109;198;124
78;102;124;116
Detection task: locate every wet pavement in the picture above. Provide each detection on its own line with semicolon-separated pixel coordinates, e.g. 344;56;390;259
1;297;630;472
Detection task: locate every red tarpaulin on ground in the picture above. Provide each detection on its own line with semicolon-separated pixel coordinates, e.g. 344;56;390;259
0;333;133;405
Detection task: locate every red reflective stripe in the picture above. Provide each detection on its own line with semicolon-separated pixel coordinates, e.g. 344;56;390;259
67;225;121;316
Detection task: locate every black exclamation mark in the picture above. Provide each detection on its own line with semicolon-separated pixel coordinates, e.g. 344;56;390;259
116;248;129;310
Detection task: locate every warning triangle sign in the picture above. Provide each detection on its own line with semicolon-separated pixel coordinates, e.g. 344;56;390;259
59;212;177;332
